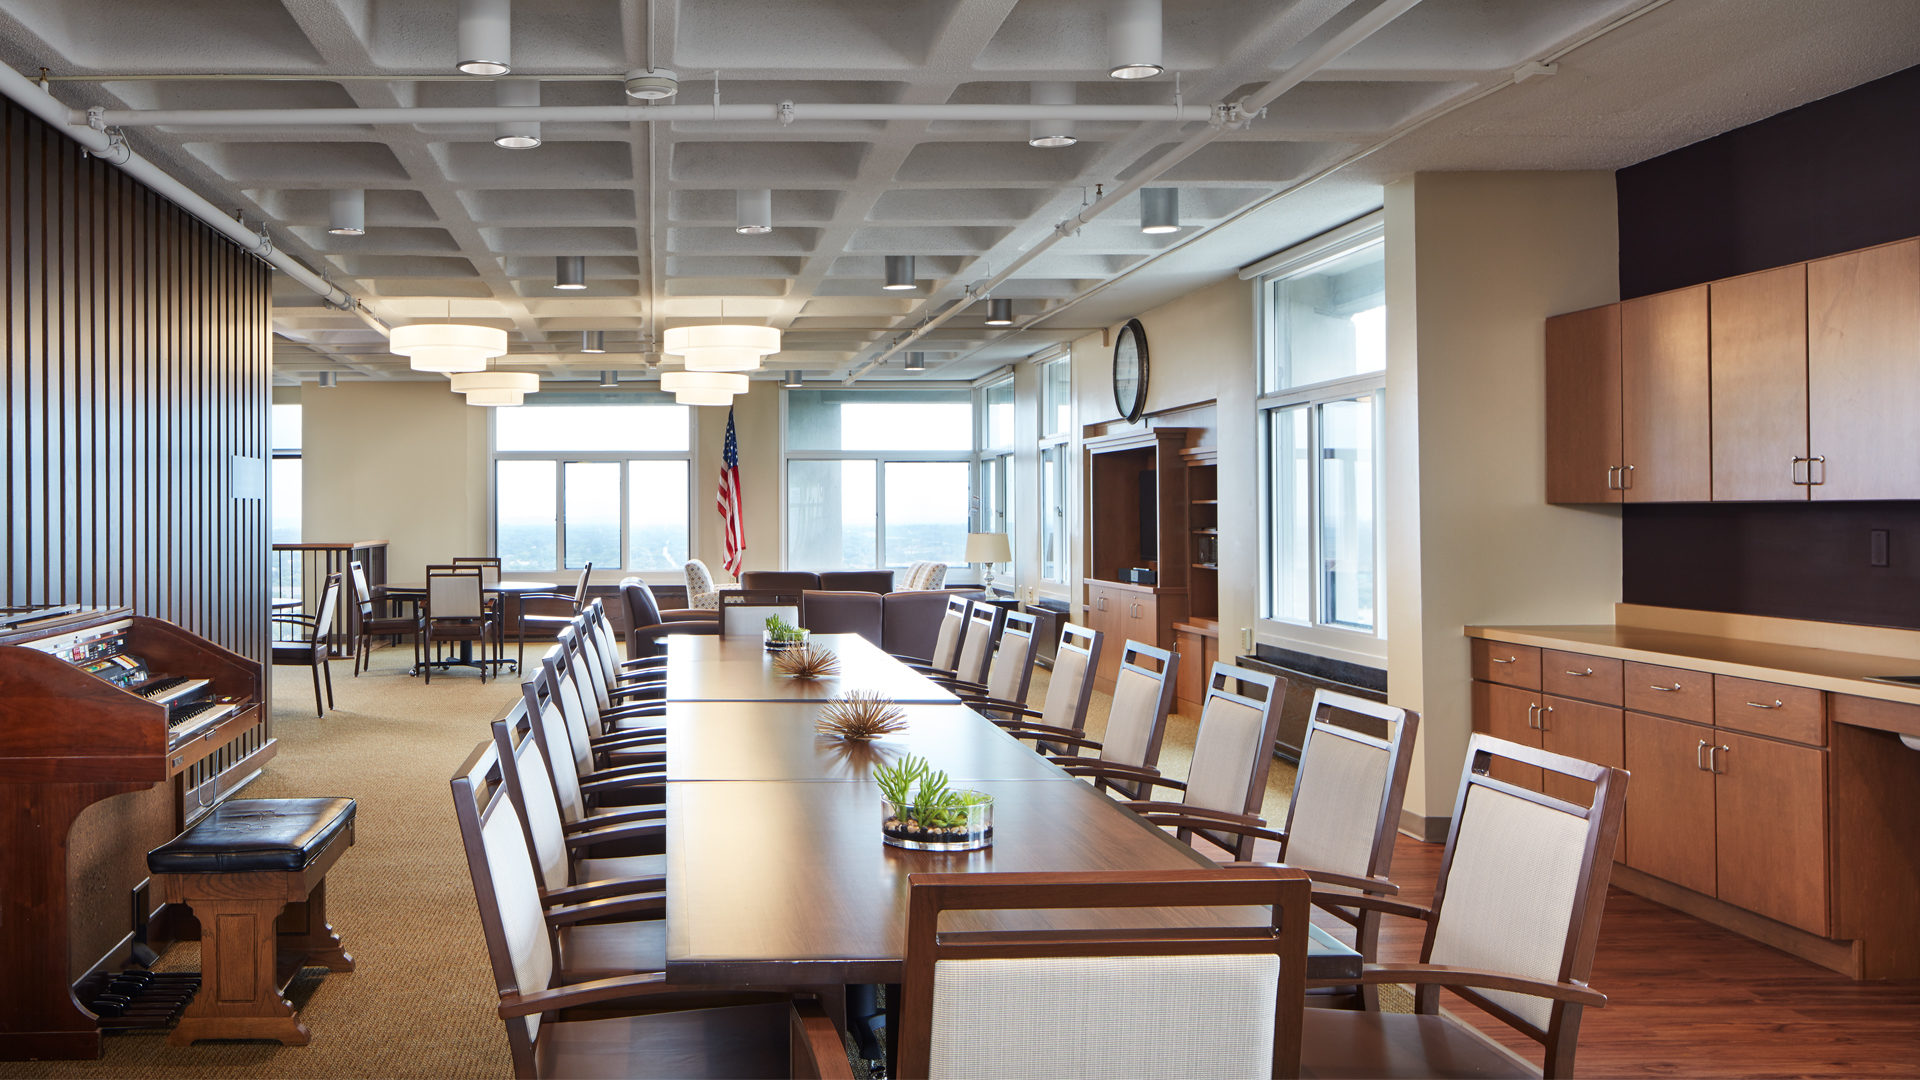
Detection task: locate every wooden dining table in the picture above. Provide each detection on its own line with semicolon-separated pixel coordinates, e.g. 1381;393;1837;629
383;579;552;674
660;633;960;704
653;640;1361;989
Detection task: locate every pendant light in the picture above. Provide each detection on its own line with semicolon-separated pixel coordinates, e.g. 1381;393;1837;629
735;189;773;235
463;388;525;407
582;330;606;353
660;370;747;406
1108;0;1165;80
390;322;507;373
450;371;539;397
984;298;1013;325
598;370;620;388
782;370;805;388
663;323;781;372
554;255;586;290
456;0;512;76
316;371;339;388
1028;82;1077;148
883;255;916;291
1140;187;1180;234
327;189;365;236
904;352;926;372
493;79;541;149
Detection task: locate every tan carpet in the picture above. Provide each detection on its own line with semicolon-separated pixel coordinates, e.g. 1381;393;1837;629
1;650;1398;1079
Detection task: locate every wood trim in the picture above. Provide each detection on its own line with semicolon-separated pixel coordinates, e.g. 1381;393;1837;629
1610;864;1862;978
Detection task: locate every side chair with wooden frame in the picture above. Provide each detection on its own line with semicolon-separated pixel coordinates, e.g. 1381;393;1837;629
619;579;717;662
348;558;419;677
492;699;667;889
1297;734;1628;1079
421;564;497;684
717;590;802;639
935;610;1039;708
1114;663;1287;861
270;572;342;718
451;554;508;661
971;622;1103;743
889;594;971;672
1003;640;1178;799
515;562;592;668
521;660;666;827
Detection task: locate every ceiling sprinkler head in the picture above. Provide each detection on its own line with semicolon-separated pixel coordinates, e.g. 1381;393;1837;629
624;68;680;100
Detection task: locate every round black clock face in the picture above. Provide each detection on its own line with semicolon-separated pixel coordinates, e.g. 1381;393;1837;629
1112;318;1148;422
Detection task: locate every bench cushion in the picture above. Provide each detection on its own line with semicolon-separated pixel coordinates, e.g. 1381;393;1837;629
148;797;356;874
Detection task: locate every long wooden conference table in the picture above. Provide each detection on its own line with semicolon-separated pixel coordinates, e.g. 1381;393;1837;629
653;633;1360;987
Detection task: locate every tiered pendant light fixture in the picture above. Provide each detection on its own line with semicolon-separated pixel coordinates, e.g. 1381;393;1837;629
735;189;773;235
984;298;1014;325
450;370;539;407
663;323;781;372
555;255;586;290
1108;0;1165;79
456;0;512;76
493;79;540;148
1140;188;1180;234
660;371;748;406
1028;82;1077;148
390;322;508;373
883;255;916;291
327;189;365;236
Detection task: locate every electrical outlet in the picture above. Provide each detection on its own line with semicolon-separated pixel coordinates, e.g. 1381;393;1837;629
1241;626;1254;651
1871;529;1890;567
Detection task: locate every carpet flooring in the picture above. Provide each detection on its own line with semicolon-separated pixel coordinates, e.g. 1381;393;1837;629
0;649;1344;1078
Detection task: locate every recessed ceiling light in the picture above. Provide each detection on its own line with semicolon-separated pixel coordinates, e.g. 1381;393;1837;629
582;330;606;353
883;255;916;291
624;68;679;100
736;189;773;235
1140;187;1180;234
555;255;586;290
456;0;512;76
1028;82;1077;148
493;79;540;149
327;189;365;236
985;298;1014;325
1108;0;1165;80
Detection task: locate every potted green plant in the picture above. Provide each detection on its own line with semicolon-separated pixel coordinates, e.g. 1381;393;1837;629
873;754;993;851
763;613;811;651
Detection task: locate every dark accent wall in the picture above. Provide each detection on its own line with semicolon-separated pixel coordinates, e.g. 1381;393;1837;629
1617;64;1920;300
1615;64;1920;628
2;95;273;668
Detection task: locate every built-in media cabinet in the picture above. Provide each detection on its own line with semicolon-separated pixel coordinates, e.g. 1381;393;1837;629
1468;619;1920;979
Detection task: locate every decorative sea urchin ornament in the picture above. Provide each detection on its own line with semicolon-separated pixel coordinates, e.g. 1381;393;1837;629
816;692;908;742
773;644;840;680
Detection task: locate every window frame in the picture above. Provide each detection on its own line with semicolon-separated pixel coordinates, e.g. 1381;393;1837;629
487;397;694;578
1254;226;1388;665
975;374;1015;576
1035;354;1072;587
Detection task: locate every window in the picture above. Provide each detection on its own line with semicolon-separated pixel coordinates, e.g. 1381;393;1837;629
976;377;1014;570
491;398;691;574
785;388;973;570
1257;232;1386;654
270;403;301;545
1037;356;1071;584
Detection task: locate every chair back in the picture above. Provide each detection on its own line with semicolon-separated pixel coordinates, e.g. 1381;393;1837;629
719;590;801;639
311;573;342;644
902;560;948;590
899;868;1312;1079
566;563;591;609
426;564;485;620
1037;623;1102;734
582;600;626;689
452;555;503;588
560;620;613;717
819;569;894;593
1182;664;1287;859
929;594;971;670
952;600;1004;683
1420;736;1628;1073
349;559;375;619
520;658;591;825
683;558;721;609
1098;641;1180;776
490;703;572;894
542;631;603;760
739;570;820;592
981;610;1038;703
799;589;884;645
1280;690;1419;884
450;739;556;1078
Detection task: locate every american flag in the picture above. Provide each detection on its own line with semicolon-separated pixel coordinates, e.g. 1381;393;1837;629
718;407;745;578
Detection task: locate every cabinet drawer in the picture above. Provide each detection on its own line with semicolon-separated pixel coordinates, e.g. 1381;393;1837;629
1471;639;1540;689
1713;676;1824;745
1543;650;1623;705
1625;662;1713;724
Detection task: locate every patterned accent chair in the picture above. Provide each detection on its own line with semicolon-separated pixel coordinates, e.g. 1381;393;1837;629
682;559;721;611
900;561;948;590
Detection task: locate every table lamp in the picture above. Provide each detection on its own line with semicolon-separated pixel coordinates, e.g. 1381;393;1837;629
963;532;1013;595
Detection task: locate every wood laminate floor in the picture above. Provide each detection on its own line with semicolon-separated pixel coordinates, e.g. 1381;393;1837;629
1371;834;1920;1077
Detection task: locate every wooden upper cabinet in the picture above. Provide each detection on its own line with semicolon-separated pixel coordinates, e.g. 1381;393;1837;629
1620;286;1712;502
1545;303;1622;504
1808;238;1920;500
1710;265;1810;501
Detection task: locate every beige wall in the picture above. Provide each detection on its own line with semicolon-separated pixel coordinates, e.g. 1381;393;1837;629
693;381;782;579
1386;171;1623;819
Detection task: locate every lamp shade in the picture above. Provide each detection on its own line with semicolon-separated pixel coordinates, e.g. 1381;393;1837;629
659;370;747;406
964;532;1012;564
449;371;539;394
389;322;508;373
463;388;525;407
664;324;780;372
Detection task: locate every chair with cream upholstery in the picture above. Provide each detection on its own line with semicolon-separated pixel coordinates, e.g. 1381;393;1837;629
1298;734;1627;1079
883;867;1312;1080
421;564;496;684
682;558;722;611
522;657;665;823
973;622;1103;744
1110;663;1287;861
938;610;1040;709
1006;640;1178;800
451;739;846;1080
718;590;802;639
900;560;947;590
890;593;972;671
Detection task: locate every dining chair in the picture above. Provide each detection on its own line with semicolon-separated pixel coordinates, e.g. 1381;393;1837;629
1298;735;1627;1079
541;636;666;764
621;579;718;661
1005;640;1177;799
938;610;1039;708
452;554;508;659
593;593;674;687
1117;663;1286;861
682;558;722;610
421;564;495;684
799;589;884;645
515;562;592;668
556;624;665;735
881;867;1311;1080
718;590;802;638
348;559;418;677
1136;690;1419;1004
451;740;842;1080
890;593;972;671
900;560;947;590
970;622;1103;743
522;659;665;824
270;572;342;718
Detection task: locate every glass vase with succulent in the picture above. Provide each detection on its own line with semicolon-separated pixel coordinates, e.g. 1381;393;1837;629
872;754;994;851
762;613;810;651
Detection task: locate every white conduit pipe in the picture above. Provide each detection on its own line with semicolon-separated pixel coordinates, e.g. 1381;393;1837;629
842;0;1426;383
85;103;1220;127
0;61;367;320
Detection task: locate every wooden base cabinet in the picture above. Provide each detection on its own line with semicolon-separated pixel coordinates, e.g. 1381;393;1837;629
1623;712;1719;899
1715;730;1828;935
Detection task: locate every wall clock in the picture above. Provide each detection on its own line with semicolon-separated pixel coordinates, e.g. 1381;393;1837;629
1112;318;1149;422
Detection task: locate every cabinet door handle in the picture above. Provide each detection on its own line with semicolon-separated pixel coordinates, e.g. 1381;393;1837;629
1096;596;1106;611
1526;703;1539;730
1697;739;1710;771
1809;455;1826;486
1606;465;1619;490
1539;705;1552;732
1564;667;1593;677
1621;464;1634;489
1711;744;1730;774
1790;456;1808;485
1745;699;1784;710
1649;682;1682;692
1490;655;1517;664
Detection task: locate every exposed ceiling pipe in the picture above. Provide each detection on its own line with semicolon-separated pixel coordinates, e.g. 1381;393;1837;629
83;102;1219;127
0;60;372;326
841;0;1426;383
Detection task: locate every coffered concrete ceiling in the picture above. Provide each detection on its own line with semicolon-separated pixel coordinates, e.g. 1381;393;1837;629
0;0;1914;385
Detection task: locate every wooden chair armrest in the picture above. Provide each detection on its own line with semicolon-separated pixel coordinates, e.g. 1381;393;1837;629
1222;861;1398;896
589;729;664;748
515;591;577;604
580;760;665;783
602;704;666;722
966;698;1043;718
564;807;664;832
1001;729;1104;754
1058;760;1179;788
498;973;673;1017
888;651;933;666
904;663;956;679
578;772;665;796
658;609;715;622
562;820;664;850
1128;802;1283;843
791;998;859;1080
270;614;318;628
1307;890;1431;921
541;876;667;906
933;676;989;694
1309;964;1606;1008
544;890;665;926
599;748;665;769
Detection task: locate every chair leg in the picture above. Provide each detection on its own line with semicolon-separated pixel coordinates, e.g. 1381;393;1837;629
310;661;324;718
322;656;335;709
423;631;432;684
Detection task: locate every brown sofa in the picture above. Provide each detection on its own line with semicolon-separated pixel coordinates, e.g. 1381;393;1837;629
739;569;897;593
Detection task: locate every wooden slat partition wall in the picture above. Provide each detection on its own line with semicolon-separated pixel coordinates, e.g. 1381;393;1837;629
1;95;272;671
